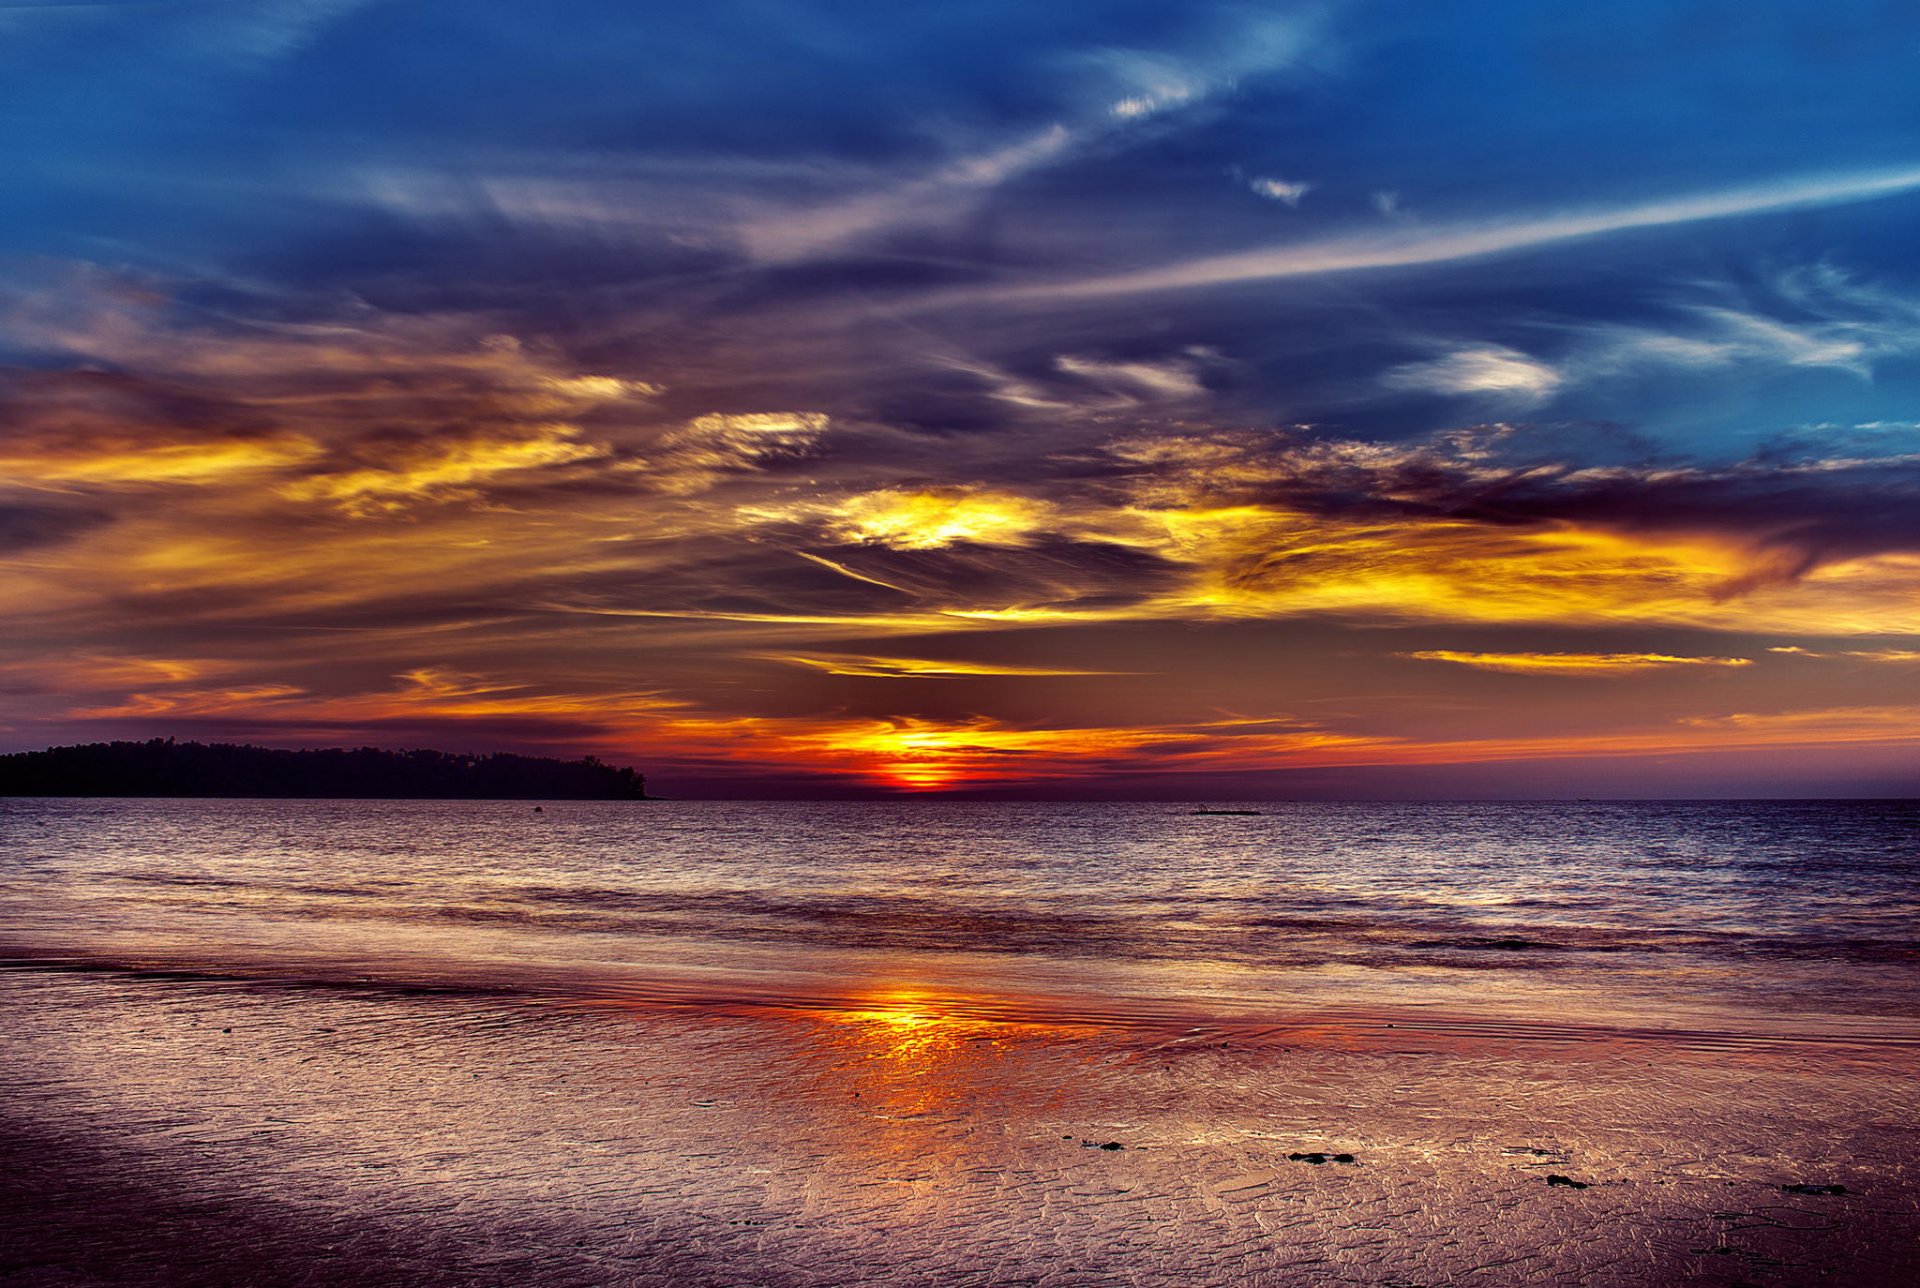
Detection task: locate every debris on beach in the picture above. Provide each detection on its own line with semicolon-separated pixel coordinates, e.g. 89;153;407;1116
1782;1183;1848;1196
1081;1140;1124;1150
1287;1152;1356;1165
1546;1174;1590;1189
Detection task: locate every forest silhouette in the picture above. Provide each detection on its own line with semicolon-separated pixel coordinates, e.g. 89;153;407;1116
0;739;648;799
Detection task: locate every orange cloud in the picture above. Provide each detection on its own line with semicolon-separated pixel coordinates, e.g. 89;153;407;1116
1762;645;1920;662
0;434;323;489
819;488;1055;550
276;423;609;514
1405;650;1754;676
66;667;677;727
760;652;1135;679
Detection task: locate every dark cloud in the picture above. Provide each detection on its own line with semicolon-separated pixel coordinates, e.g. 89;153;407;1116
0;500;112;553
1085;429;1920;572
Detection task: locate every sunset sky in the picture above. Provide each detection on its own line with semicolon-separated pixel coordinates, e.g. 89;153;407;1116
3;1;1918;796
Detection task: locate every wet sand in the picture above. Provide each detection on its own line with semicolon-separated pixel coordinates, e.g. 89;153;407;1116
3;964;1916;1287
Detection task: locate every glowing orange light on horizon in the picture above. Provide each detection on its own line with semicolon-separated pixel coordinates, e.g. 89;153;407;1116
879;761;964;791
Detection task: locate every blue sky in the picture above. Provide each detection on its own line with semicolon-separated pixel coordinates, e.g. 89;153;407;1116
2;1;1918;794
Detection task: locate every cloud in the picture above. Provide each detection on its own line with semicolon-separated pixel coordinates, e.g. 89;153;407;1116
1405;650;1753;677
276;423;610;515
1584;304;1885;379
1763;646;1920;662
1367;703;1920;770
760;653;1134;679
13;269;1918;676
1085;9;1318;122
979;163;1920;301
0;369;636;519
199;0;374;65
0;276;779;521
66;665;678;730
1381;345;1563;404
1111;91;1192;119
1053;353;1209;401
734;124;1073;263
657;411;830;481
1248;177;1312;206
1690;307;1869;373
1060;429;1920;633
0;499;114;552
0;0;375;67
354;122;1081;268
1386;267;1920;412
817;488;1057;551
713;424;1920;638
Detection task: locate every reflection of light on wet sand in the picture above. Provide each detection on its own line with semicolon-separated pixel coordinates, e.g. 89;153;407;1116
784;985;1102;1185
821;988;1018;1128
6;967;1920;1286
835;987;948;1029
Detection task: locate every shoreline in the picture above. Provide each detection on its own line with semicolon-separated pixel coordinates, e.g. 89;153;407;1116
9;947;1920;1062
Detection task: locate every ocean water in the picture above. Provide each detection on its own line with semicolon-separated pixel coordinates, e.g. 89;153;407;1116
5;798;1920;1285
4;798;1916;1042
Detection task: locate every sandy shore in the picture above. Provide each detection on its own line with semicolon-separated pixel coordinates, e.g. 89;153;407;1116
3;964;1917;1287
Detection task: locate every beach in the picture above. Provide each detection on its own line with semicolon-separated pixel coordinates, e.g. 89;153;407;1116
2;800;1917;1285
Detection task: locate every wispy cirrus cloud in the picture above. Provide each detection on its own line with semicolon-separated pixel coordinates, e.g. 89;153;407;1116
1765;646;1920;662
1368;264;1920;413
1053;351;1212;402
1381;345;1564;404
1086;7;1321;121
982;163;1920;301
733;123;1074;263
345;7;1332;274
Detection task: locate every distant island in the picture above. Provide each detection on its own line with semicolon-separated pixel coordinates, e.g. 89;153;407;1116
0;739;648;800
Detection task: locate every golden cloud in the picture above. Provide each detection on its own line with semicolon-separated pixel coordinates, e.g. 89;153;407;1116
277;423;609;514
760;652;1135;678
0;434;323;489
823;488;1056;550
1405;650;1754;676
67;667;677;726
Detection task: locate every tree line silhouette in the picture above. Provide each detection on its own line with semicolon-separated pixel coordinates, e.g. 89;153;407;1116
0;739;648;799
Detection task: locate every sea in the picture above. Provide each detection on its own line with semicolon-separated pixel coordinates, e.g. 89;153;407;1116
3;797;1916;1042
4;798;1919;1286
